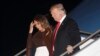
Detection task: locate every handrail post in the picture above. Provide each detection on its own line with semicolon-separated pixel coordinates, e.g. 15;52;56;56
14;48;26;56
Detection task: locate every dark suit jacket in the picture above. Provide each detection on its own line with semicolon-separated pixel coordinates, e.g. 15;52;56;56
54;16;81;56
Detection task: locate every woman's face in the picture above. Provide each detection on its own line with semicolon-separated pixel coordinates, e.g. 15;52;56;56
34;20;44;31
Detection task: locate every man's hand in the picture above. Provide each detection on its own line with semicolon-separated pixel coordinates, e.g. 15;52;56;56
66;45;73;54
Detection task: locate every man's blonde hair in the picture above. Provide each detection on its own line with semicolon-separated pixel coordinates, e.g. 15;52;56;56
50;3;66;13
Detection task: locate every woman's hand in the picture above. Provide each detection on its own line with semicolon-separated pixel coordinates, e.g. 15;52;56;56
29;22;35;33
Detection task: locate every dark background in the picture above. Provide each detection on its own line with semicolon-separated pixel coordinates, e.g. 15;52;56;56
2;0;82;56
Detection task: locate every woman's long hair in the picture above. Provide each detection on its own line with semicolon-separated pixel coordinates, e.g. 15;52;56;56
33;14;51;29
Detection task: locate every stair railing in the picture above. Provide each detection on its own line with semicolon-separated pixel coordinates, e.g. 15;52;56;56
14;30;97;56
60;29;100;56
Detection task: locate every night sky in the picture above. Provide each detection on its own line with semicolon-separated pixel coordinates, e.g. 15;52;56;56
2;0;82;56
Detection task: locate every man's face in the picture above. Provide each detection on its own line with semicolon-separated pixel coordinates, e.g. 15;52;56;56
50;8;61;22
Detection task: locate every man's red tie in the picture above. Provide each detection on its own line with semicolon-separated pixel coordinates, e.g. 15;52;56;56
51;22;60;56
